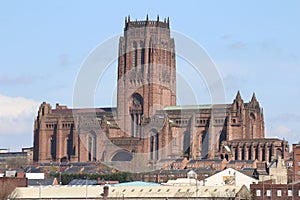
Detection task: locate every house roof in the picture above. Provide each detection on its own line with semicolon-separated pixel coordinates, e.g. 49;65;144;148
163;104;230;111
28;178;56;186
189;159;224;163
228;160;255;164
12;185;247;199
68;179;98;185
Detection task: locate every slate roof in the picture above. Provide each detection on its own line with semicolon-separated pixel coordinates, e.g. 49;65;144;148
28;178;55;186
68;179;98;185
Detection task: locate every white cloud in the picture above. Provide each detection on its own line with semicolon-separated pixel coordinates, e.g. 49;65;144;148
0;94;39;135
266;124;299;146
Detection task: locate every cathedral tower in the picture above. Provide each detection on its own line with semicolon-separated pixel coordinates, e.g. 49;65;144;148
117;16;176;137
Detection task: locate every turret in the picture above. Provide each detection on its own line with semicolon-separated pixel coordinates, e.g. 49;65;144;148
232;91;244;112
249;92;260;109
38;102;52;117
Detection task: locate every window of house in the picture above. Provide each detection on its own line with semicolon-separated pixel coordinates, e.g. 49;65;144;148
288;190;292;196
298;161;300;166
277;190;282;196
298;190;300;196
266;190;271;196
256;190;261;196
298;170;300;175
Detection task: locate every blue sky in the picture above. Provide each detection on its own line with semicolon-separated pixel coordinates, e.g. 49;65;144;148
0;1;299;151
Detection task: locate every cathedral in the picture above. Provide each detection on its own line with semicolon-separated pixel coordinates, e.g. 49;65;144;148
33;17;289;168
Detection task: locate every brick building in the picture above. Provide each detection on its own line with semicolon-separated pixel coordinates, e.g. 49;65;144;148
293;143;300;181
0;177;27;199
33;16;289;169
187;159;227;171
251;182;300;199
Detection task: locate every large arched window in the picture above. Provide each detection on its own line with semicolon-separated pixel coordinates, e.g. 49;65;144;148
130;93;143;138
111;150;133;161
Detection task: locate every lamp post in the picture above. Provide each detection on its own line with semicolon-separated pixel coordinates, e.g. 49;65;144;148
59;171;62;185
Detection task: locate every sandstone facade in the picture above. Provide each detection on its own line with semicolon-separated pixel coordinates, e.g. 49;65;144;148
33;17;288;166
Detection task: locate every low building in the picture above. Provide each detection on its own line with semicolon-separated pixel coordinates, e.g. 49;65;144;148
187;159;227;170
251;182;300;200
170;158;188;169
259;156;288;184
0;151;28;169
11;185;251;199
227;160;257;169
238;168;259;179
156;158;174;170
0;177;27;199
200;168;258;189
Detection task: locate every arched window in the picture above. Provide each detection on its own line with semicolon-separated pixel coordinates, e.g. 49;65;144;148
50;135;56;160
219;130;226;149
66;124;74;160
87;131;97;161
88;136;92;161
201;131;208;158
150;129;159;160
132;41;137;69
183;131;190;158
150;135;154;160
130;93;143;138
111;150;133;161
140;41;145;74
250;113;256;138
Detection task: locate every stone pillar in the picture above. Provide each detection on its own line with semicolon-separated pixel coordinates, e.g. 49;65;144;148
135;113;138;137
251;145;256;160
238;145;242;160
258;145;263;161
231;146;236;160
197;132;202;158
265;143;270;162
244;145;249;160
271;143;276;160
56;119;62;162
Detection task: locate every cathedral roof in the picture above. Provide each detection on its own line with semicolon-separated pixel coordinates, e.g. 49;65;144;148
163;104;229;111
51;107;116;114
